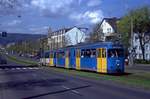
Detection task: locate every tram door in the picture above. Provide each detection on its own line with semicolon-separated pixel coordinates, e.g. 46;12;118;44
76;49;80;70
65;50;69;68
50;53;54;66
97;48;107;73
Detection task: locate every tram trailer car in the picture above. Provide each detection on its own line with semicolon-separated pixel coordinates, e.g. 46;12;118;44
39;51;50;66
43;42;125;74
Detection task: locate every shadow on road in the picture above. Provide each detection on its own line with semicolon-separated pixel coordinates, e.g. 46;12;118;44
23;85;91;99
0;78;67;90
107;72;133;76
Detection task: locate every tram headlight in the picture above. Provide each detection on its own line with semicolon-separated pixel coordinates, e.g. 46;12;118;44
117;64;120;66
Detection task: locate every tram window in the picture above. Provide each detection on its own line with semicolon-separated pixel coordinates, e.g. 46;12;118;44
108;49;124;57
81;49;90;58
54;53;56;58
102;49;106;58
57;52;65;58
50;53;53;58
91;49;96;57
86;49;91;57
74;51;75;56
66;51;70;57
81;50;85;58
97;49;101;58
76;50;80;57
45;52;49;58
81;49;96;58
68;52;70;57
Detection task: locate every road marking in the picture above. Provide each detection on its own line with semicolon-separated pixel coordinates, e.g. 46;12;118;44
71;90;80;94
23;68;27;69
61;85;80;95
0;67;40;71
16;68;21;70
34;67;39;69
62;85;70;89
29;67;33;69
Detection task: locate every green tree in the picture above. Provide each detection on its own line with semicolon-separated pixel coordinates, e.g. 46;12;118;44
117;15;131;48
118;6;150;60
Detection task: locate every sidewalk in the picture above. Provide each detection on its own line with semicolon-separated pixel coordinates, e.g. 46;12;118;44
125;63;150;72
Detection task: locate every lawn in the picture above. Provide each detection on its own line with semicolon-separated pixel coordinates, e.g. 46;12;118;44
48;67;150;90
6;54;38;66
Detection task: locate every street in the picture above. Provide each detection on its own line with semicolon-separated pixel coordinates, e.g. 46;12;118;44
0;65;149;99
0;1;150;99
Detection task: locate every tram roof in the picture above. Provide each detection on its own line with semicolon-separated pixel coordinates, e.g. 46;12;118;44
53;41;123;51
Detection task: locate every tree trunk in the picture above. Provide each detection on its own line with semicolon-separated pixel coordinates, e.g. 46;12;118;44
139;34;145;61
141;45;145;60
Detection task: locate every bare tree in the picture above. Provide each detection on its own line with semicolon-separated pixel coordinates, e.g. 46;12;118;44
87;23;103;42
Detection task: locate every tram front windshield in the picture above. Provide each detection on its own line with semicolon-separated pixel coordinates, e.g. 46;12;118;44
108;49;124;58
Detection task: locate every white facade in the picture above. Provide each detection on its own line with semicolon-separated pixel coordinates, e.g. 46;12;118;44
99;18;119;41
65;27;86;45
133;33;150;60
100;20;115;36
48;27;86;49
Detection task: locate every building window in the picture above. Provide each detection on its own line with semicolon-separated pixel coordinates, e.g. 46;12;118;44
139;54;142;59
145;36;149;41
139;46;141;50
135;35;138;42
107;28;111;33
145;45;149;50
145;54;149;59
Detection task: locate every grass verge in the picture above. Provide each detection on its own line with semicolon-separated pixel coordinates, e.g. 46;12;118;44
48;67;150;90
6;54;37;65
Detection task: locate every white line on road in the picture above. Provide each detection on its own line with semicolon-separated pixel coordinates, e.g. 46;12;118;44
61;85;80;94
62;85;70;89
28;67;33;69
22;68;27;69
16;68;21;70
71;90;80;94
34;67;39;69
0;67;40;71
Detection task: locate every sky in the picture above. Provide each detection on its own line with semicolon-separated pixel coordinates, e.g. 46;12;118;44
0;0;150;34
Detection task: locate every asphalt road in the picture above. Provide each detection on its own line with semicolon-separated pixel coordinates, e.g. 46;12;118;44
0;66;149;99
0;54;150;99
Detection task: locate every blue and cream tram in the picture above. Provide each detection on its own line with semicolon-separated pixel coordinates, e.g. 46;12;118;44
39;51;50;66
41;42;125;74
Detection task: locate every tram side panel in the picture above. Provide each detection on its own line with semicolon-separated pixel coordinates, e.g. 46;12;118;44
69;48;76;69
107;48;125;73
75;49;81;70
56;51;65;68
53;52;57;66
80;48;97;71
49;52;54;66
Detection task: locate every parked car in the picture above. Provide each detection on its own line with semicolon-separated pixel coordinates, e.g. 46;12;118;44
0;56;7;64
